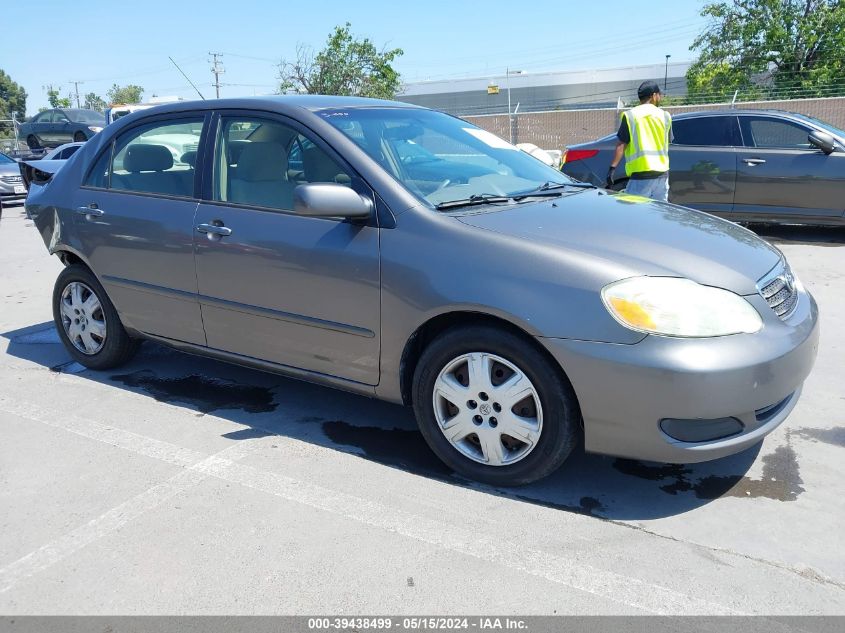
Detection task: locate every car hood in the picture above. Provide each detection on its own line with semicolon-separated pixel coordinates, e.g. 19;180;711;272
0;163;21;176
455;189;782;295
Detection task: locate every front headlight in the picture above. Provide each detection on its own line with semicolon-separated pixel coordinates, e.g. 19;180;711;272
87;126;103;133
601;277;762;337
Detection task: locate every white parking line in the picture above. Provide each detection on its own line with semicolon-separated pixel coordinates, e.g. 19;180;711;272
0;396;206;468
0;396;738;614
196;454;738;615
0;438;261;595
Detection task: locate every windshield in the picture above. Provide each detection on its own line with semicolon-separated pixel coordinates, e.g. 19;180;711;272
0;152;13;164
317;107;574;207
792;113;845;140
69;109;105;124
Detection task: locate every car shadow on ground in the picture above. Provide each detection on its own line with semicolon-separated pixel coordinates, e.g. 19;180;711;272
3;321;810;523
750;224;845;246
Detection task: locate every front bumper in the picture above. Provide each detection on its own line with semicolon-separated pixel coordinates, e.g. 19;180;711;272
539;289;819;463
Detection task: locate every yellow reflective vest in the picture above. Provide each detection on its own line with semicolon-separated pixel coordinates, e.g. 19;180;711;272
622;104;671;177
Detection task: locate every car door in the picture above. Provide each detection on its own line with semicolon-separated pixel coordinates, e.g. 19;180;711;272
72;113;209;345
193;112;381;385
668;115;739;217
29;111;51;145
735;114;845;222
53;111;73;145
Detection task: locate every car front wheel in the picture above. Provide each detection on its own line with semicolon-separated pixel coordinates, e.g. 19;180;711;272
53;264;140;370
73;131;86;142
412;325;580;486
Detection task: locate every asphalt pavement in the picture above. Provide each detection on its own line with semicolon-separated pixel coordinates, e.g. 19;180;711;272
1;201;843;615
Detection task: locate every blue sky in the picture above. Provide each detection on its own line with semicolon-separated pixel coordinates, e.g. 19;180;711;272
1;0;709;114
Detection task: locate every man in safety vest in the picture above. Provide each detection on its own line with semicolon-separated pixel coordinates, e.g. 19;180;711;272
606;80;672;202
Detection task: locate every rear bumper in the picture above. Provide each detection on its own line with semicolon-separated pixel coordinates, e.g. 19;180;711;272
539;289;819;463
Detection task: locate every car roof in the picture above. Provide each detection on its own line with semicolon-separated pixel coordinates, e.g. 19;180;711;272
674;109;809;120
135;95;427;116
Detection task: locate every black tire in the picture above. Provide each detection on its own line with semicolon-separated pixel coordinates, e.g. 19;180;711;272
412;325;580;486
52;264;140;370
73;131;87;142
26;135;40;150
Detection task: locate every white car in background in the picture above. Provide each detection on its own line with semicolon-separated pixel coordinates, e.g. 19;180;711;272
516;143;562;168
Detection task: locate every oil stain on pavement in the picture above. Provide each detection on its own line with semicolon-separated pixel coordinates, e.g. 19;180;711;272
111;370;277;414
793;426;845;447
613;441;805;502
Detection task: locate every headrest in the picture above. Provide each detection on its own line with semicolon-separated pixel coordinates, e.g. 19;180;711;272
181;150;198;168
236;142;288;182
228;139;250;165
124;144;173;172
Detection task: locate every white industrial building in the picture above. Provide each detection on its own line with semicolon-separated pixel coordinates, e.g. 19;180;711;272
397;61;692;115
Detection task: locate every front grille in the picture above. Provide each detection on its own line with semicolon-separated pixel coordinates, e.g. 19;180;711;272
1;175;23;184
758;261;799;319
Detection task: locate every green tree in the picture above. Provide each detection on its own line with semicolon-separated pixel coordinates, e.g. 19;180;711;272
279;23;403;99
107;84;144;104
0;70;27;121
687;0;845;103
46;86;72;109
83;92;107;112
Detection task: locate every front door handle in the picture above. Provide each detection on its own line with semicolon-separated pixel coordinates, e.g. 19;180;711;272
742;158;767;166
196;222;232;239
76;205;105;218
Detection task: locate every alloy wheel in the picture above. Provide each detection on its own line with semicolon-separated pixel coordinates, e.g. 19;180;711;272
59;281;107;355
432;352;543;466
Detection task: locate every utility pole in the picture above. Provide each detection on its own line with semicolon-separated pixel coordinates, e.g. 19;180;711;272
664;54;671;93
70;80;83;108
209;52;224;99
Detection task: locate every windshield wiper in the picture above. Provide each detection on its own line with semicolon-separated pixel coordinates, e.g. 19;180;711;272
435;194;512;210
511;180;597;201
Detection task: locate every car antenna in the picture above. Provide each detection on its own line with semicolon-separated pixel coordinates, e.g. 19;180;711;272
169;56;206;100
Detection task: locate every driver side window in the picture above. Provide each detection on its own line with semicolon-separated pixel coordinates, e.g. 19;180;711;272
214;118;351;212
741;117;812;149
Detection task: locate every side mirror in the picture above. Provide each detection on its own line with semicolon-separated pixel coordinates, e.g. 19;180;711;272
293;183;372;219
809;130;836;154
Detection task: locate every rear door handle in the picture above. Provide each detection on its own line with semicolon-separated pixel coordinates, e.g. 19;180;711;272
742;158;767;166
196;223;232;238
76;205;104;217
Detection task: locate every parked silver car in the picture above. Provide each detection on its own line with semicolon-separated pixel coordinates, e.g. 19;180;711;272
25;97;819;485
0;151;27;202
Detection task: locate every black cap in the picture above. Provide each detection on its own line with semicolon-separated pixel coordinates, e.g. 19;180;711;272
637;80;661;100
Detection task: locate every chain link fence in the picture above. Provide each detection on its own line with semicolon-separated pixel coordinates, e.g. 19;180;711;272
462;96;845;151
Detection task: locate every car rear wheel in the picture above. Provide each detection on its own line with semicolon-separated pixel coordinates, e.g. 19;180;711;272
26;135;40;150
53;264;140;370
73;132;86;142
412;325;579;486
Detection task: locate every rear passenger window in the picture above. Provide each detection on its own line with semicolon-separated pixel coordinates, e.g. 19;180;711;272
109;119;204;198
672;117;740;146
214;117;351;212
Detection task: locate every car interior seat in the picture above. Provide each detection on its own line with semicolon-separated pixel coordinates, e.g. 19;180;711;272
229;141;295;209
113;144;191;197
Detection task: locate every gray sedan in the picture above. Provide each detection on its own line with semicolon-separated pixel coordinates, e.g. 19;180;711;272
562;109;845;226
25;97;819;485
0;151;27;202
18;108;105;149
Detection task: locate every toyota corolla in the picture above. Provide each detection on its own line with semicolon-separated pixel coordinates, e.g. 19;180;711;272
25;96;819;485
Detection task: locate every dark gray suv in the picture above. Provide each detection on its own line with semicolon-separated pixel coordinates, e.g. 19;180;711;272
562;109;845;226
25;97;819;485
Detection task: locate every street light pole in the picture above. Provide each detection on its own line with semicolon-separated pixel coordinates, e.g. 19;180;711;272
664;54;671;92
